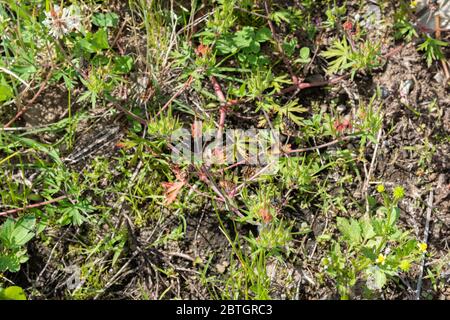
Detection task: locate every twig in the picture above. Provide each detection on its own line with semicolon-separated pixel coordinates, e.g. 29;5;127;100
199;165;248;221
264;0;298;84
277;74;349;96
0;66;30;89
210;75;227;137
0;195;68;217
154;74;194;119
209;43;405;110
363;127;383;213
109;101;148;126
35;228;70;286
381;44;405;59
112;17;129;49
167;251;197;263
234;6;269;19
435;14;450;81
231;161;275;195
220;134;359;173
286;134;356;154
416;190;434;300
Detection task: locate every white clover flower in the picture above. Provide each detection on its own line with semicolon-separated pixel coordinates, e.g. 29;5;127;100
42;5;82;39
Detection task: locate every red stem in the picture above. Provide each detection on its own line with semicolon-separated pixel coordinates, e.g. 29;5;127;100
210;75;227;136
0;195;68;217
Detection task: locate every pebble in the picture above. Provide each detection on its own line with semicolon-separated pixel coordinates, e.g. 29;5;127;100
379;86;390;99
433;71;447;84
399;79;414;97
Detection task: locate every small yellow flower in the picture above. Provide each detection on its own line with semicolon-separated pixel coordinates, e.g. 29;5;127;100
399;260;411;271
410;1;417;9
376;253;386;265
376;184;385;193
418;242;427;253
393;186;405;200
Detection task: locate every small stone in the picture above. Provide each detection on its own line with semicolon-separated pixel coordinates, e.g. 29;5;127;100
399;79;414;97
379;86;390;99
433;71;446;84
216;261;229;274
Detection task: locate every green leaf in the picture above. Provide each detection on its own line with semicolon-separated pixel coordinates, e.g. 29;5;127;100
233;27;255;48
247;40;260;54
0;218;15;247
216;36;237;54
77;30;110;53
0;286;27;300
366;267;387;291
77;38;96;53
57;200;95;226
92;29;110;51
388;207;400;228
300;47;310;60
337;217;362;245
282;38;297;57
372;218;384;235
12;216;36;246
92;12;119;28
0;254;21;272
322;37;353;74
113;56;133;74
360;217;376;240
0;83;13;102
255;27;271;42
8;134;62;164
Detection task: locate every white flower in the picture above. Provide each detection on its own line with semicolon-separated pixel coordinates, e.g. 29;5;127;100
43;5;82;39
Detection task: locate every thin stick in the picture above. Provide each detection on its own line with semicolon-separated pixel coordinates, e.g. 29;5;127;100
0;195;68;217
363;127;383;213
234;6;269;19
109;101;148;126
415;190;434;300
112;17;129;49
287;134;355;154
277;74;349;96
0;66;30;89
435;14;450;81
210;75;227;137
264;0;298;84
154;75;194;118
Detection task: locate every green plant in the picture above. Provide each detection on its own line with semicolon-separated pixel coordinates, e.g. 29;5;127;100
394;18;418;42
322;37;382;78
417;36;448;67
257;98;308;128
322;186;425;299
0;216;38;273
326;3;347;28
0;285;27;300
205;26;272;68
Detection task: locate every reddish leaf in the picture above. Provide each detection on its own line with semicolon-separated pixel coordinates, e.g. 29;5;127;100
161;181;186;206
258;206;273;223
195;43;210;57
343;21;353;31
334;116;352;132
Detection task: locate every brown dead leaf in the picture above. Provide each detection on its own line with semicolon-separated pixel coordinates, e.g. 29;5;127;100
195;43;210;57
161;180;186;206
258;206;273;223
